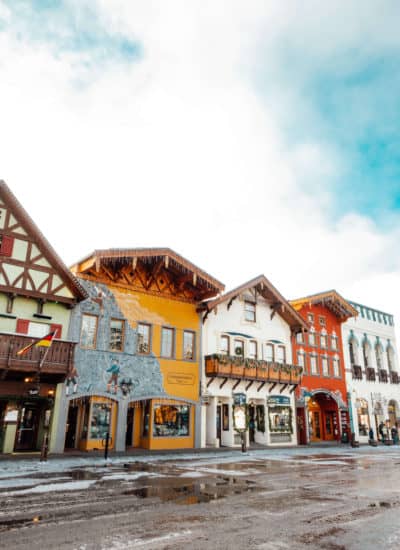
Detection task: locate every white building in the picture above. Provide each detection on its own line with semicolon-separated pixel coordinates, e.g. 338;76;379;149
342;300;400;443
200;275;307;448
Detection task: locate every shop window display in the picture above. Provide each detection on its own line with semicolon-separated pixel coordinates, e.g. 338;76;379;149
268;405;292;433
153;404;190;437
356;399;370;436
89;403;111;440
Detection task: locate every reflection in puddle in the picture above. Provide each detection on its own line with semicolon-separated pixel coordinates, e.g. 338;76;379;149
70;469;100;481
124;478;259;505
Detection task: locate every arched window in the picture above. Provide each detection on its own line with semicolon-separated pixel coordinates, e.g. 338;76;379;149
387;343;396;372
362;337;371;368
375;341;383;370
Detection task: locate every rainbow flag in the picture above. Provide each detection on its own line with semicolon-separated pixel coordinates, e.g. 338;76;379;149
17;331;56;356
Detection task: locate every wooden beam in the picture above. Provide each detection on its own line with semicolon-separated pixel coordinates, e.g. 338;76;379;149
245;381;253;391
219;378;228;389
290;385;296;394
270;302;281;320
207;377;215;388
202;309;210;324
227;296;237;310
257;382;265;392
232;379;241;391
269;383;277;392
279;384;288;394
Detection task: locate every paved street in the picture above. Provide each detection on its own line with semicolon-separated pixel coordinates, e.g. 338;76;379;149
1;446;400;549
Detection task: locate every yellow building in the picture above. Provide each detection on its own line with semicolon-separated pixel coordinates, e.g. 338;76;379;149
65;249;223;451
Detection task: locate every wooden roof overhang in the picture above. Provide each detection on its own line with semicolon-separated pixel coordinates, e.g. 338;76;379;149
71;248;225;303
200;274;309;333
290;290;358;321
0;181;88;304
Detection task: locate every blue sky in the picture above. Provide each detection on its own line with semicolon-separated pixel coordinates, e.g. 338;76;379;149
0;1;400;322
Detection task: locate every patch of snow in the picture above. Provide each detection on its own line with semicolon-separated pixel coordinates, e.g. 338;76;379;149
3;479;97;495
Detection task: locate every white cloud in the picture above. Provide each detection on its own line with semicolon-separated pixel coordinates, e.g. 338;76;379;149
1;0;400;337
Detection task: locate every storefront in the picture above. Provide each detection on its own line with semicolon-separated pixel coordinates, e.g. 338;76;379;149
267;395;293;445
355;398;370;436
306;392;341;443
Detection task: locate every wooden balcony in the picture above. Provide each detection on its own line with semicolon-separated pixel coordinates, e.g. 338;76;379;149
390;371;399;384
205;354;303;385
0;332;76;383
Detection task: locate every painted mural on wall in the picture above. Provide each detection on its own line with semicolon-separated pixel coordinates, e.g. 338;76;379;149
67;280;165;400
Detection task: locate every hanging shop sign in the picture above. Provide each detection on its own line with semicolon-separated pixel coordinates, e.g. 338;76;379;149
267;395;290;406
233;405;247;432
4;409;18;423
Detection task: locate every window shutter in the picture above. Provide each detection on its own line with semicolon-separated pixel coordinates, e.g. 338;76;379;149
16;319;30;334
50;324;62;338
0;236;14;257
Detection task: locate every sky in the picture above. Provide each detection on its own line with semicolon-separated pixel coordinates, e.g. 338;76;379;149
1;1;400;326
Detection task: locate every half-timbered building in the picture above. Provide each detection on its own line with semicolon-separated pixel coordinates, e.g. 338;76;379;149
53;248;223;452
0;181;87;454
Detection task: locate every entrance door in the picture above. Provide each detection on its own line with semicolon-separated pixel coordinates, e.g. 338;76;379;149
249;405;255;443
216;405;222;445
309;411;322;442
15;403;41;451
65;405;79;449
324;412;335;440
126;407;135;447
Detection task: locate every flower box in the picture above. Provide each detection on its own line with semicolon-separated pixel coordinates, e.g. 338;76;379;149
256;366;269;380
244;366;257;379
231;364;244;376
217;362;232;375
268;364;280;382
279;369;291;383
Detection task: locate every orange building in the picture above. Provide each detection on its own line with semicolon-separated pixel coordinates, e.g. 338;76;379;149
57;248;223;453
290;291;357;444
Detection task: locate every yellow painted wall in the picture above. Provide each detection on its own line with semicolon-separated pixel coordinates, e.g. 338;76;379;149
110;286;200;403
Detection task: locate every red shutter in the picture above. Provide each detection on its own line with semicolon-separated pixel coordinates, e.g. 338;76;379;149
16;319;30;334
50;324;62;338
0;236;14;257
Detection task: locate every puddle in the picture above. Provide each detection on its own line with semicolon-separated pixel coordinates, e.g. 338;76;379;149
70;469;100;481
123;478;259;505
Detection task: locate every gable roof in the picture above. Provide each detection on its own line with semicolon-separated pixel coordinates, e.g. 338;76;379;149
71;247;224;302
202;274;308;332
0;181;87;303
290;289;358;321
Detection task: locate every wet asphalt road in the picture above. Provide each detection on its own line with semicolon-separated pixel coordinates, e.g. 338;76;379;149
1;446;400;549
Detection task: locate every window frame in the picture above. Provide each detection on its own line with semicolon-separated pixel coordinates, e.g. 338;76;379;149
276;345;286;364
244;301;256;322
161;326;175;358
309;353;318;375
248;340;258;359
263;343;274;362
220;334;230;356
183;330;196;361
109;318;125;352
137;322;152;355
80;313;99;349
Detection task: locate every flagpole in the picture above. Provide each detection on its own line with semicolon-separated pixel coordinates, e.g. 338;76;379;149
38;332;56;462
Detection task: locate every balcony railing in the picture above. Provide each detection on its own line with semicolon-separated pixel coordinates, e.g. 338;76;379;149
351;365;363;380
0;332;76;382
390;371;399;384
205;354;303;385
378;369;388;383
366;367;376;382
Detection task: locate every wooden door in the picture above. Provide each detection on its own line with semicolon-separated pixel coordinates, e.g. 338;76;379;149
216;405;222;444
324;412;335;440
15;403;41;451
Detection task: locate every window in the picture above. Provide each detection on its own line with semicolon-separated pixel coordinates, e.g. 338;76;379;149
310;354;318;375
372;311;376;321
349;342;356;365
222;404;229;431
183;330;195;360
0;235;14;257
80;314;98;349
297;351;305;370
137;323;151;354
161;327;174;358
322;356;329;376
296;332;304;344
263;343;274;362
244;301;256;322
309;331;316;346
331;335;338;350
234;339;244;357
276;345;286;364
383;315;387;325
220;335;230;355
332;357;340;377
375;345;382;369
249;340;257;359
366;309;371;320
89;402;111;440
319;316;326;327
320;333;327;348
109;319;124;351
307;313;314;323
360;307;365;318
153;404;190;437
363;343;370;368
356;399;370;436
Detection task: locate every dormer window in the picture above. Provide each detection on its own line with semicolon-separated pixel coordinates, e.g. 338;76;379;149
244;301;256;322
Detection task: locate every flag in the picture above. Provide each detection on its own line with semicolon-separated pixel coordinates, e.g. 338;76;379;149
17;331;56;356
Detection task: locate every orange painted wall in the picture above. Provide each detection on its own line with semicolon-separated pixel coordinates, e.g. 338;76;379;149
292;303;348;405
